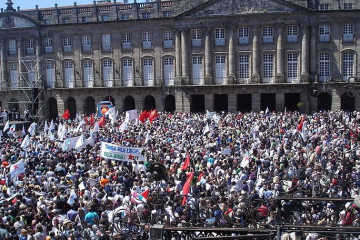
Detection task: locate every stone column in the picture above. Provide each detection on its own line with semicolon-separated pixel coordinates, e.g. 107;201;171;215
275;26;284;83
204;28;212;85
228;94;237;112
252;92;260;112
331;89;341;110
310;23;317;82
301;25;309;83
181;29;189;84
35;39;41;87
251;26;260;83
175;90;183;112
17;39;23;88
0;40;7;90
175;30;181;85
276;92;284;112
227;26;236;84
300;90;309;113
204;94;214;111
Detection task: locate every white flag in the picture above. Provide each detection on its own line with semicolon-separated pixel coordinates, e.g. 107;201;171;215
107;107;117;125
48;130;55;141
75;134;86;150
57;123;63;137
49;120;55;132
126;109;138;121
240;152;250;168
3;120;10;132
21;135;30;149
8;124;16;134
44;121;49;133
67;189;77;206
119;120;128;132
10;159;25;178
28;122;36;136
145;130;150;144
92;122;99;133
204;123;210;135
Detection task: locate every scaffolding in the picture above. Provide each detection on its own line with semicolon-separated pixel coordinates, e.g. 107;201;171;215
7;56;44;120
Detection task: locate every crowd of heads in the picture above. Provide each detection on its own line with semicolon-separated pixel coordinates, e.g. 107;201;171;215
0;110;359;239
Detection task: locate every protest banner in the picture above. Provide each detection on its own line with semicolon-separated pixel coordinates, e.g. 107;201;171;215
100;142;145;161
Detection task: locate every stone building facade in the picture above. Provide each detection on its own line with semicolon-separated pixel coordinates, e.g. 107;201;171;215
0;0;359;119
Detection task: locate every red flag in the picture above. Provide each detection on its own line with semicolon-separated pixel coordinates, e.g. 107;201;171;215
197;171;204;182
149;109;159;122
98;116;106;128
181;152;190;171
297;119;304;131
182;172;194;205
90;114;95;126
141;189;149;200
84;116;89;125
139;110;150;123
62;109;70;120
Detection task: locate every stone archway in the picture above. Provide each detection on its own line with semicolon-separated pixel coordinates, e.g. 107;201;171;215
103;96;115;106
341;92;355;112
48;97;58;120
143;95;156;111
84;96;96;116
164;95;176;112
123;96;135;111
66;97;77;119
317;92;332;111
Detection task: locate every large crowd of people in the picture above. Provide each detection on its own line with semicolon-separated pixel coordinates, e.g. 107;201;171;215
0;110;359;240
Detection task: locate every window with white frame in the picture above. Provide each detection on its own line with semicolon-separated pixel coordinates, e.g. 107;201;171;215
239;54;250;80
319;25;330;42
263;54;274;82
103;59;113;87
342;51;355;81
192;29;202;47
44;37;53;53
262;26;273;43
64;61;75;88
142;12;150;19
122;59;133;87
344;3;353;10
343;24;354;42
83;60;94;87
63;36;72;52
287;53;298;82
142;32;152;49
101;15;110;21
9;63;18;89
26;39;35;55
28;62;36;84
319;52;330;82
82;16;91;23
143;58;154;86
46;61;55;88
238;27;249;44
215;55;226;85
82;35;91;51
192;56;203;85
215;28;225;46
101;34;111;50
122;33;131;49
319;3;329;10
287;25;298;43
8;40;16;55
163;31;173;48
163;11;171;18
164;57;174;86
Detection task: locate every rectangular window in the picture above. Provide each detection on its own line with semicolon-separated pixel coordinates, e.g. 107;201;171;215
192;29;202;47
238;27;249;44
46;61;55;88
342;51;354;81
10;63;18;89
44;19;51;25
239;54;250;79
143;58;154;86
287;53;298;82
163;11;171;18
82;35;91;51
263;26;273;43
101;34;111;50
83;60;94;87
142;12;150;19
103;60;113;87
142;32;152;49
163;31;173;48
62;17;70;24
82;16;91;23
319;25;330;42
44;37;53;53
192;56;203;85
8;40;16;55
64;61;74;88
63;36;72;52
344;3;353;10
101;15;110;21
123;59;133;87
26;39;35;55
122;33;131;49
215;55;226;85
319;3;329;10
215;28;225;46
287;25;298;43
263;54;274;82
164;57;175;86
343;24;354;42
121;14;129;20
319;52;330;82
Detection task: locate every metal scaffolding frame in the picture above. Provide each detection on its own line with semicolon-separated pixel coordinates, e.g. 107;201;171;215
7;56;44;120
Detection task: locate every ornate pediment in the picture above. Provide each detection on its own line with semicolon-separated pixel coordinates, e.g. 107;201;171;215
180;0;307;17
0;15;37;29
